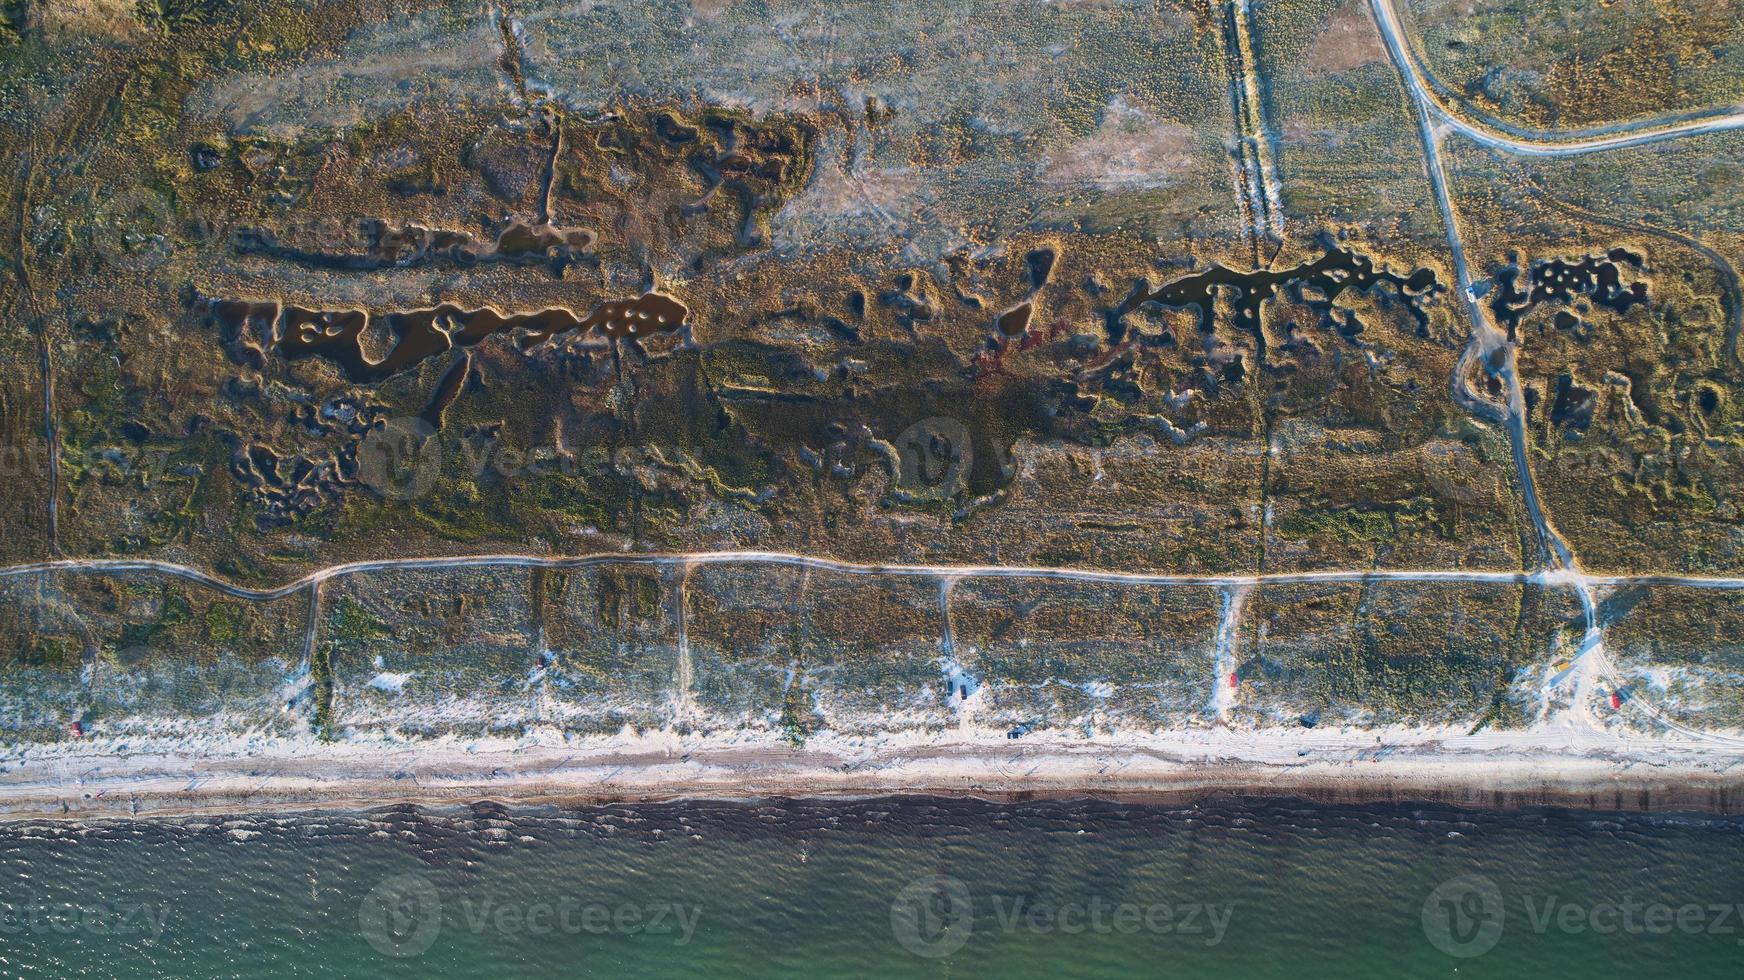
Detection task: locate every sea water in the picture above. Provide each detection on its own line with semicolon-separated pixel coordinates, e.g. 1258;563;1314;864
0;796;1740;978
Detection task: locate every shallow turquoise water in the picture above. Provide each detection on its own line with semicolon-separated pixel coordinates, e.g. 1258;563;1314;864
1;797;1741;978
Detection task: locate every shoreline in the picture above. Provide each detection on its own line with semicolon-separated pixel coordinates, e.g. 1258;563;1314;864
4;724;1743;822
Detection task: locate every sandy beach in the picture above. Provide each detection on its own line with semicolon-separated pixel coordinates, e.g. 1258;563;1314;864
6;721;1742;822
